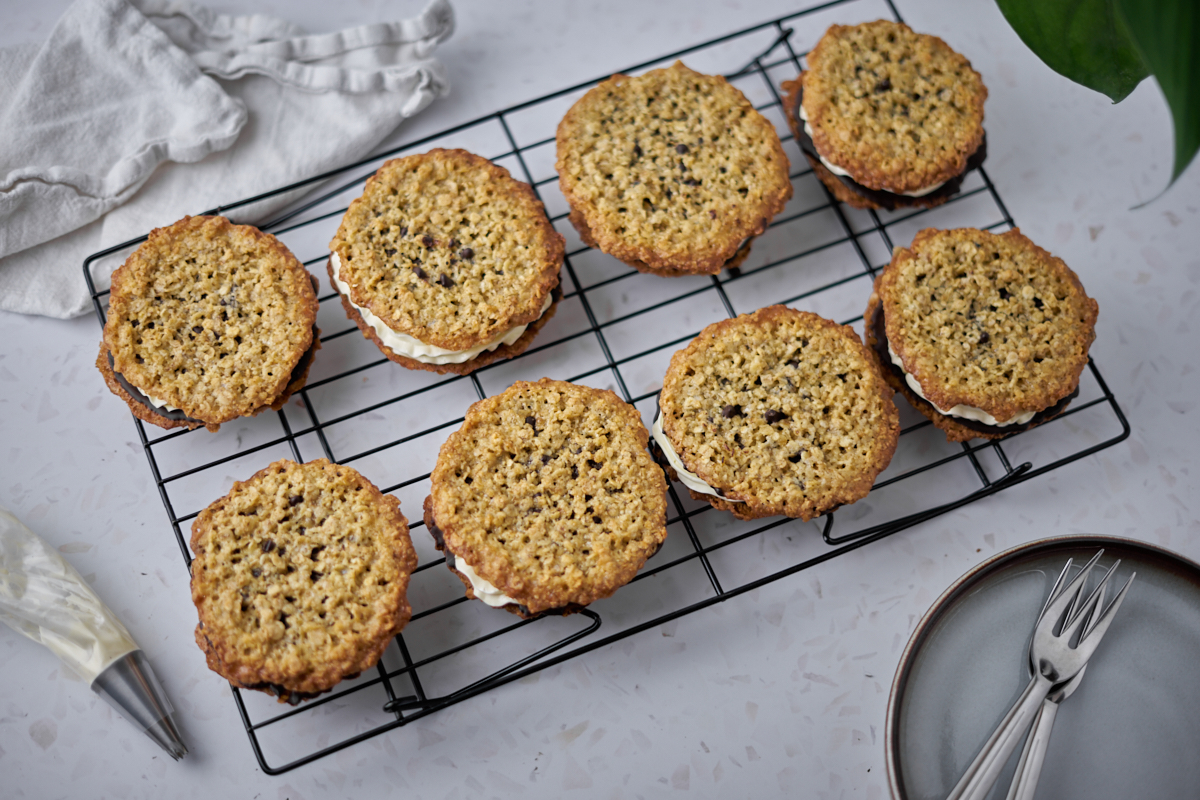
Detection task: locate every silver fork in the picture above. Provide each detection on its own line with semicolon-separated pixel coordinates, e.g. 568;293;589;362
1004;567;1107;800
945;549;1136;800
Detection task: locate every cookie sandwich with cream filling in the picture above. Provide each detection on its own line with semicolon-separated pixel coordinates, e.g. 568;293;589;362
97;215;319;432
328;149;564;375
653;305;899;521
425;379;668;619
556;61;793;277
190;459;417;704
782;20;987;210
865;227;1098;442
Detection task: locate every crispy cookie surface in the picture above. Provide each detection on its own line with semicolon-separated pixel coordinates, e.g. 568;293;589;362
327;257;560;376
801;21;986;193
659;306;899;521
876;228;1097;428
329;149;563;352
780;77;982;211
556;61;792;275
190;459;416;704
864;290;1076;442
102;216;318;430
96;325;319;432
567;210;756;277
427;379;667;617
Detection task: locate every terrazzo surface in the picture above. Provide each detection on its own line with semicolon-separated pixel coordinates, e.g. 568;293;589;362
1;0;1197;797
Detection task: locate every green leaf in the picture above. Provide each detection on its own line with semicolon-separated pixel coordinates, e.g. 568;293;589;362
995;0;1148;102
1114;0;1200;185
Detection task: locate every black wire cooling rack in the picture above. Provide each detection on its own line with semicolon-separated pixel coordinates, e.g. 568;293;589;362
83;0;1129;775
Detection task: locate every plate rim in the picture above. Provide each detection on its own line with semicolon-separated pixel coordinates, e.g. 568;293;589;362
883;534;1200;800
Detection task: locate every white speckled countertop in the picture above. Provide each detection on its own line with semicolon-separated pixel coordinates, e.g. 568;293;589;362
1;0;1197;797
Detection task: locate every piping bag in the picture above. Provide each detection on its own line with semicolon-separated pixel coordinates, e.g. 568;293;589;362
0;507;187;759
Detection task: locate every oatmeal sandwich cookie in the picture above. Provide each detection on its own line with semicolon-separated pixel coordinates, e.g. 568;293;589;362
653;306;899;521
782;20;987;210
425;379;668;619
556;61;793;277
98;215;320;432
190;459;417;704
328;149;564;375
865;228;1098;442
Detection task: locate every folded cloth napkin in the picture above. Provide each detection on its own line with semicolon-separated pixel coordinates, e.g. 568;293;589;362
0;0;453;319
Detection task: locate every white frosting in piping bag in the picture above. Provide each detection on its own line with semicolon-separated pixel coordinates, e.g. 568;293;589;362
651;412;744;503
885;339;1036;426
799;105;946;198
0;507;139;683
331;253;551;365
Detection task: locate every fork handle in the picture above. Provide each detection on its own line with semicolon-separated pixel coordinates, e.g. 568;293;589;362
946;673;1054;800
1004;699;1059;800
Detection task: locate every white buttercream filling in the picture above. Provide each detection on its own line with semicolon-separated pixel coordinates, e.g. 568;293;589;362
330;252;552;365
651;412;744;503
799;105;946;198
453;557;518;608
885;339;1036;426
144;393;181;413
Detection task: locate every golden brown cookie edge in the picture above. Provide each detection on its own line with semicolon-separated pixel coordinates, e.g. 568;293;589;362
879;227;1098;422
189;458;416;701
659;305;900;520
329;149;564;351
802;21;987;194
102;215;319;425
556;62;793;275
95;341;210;432
328;257;561;375
428;379;668;616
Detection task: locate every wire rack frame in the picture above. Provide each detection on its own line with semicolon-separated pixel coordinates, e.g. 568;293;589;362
83;0;1129;775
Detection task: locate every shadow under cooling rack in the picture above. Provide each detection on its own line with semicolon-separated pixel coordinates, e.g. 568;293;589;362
83;0;1129;775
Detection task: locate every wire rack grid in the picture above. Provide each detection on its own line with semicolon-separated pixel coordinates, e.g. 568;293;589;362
83;0;1129;775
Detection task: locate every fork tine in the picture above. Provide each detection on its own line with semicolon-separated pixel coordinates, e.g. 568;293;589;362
1029;558;1077;670
1063;559;1122;641
1074;570;1137;662
1038;558;1074;620
1064;573;1085;627
1036;550;1103;636
1083;578;1107;638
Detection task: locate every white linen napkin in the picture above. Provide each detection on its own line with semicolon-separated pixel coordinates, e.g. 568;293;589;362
0;0;454;319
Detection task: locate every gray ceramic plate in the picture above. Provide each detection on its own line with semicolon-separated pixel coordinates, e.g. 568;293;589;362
886;536;1200;800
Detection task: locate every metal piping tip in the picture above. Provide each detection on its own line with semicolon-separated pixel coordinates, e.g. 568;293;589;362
144;715;189;761
91;650;189;760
